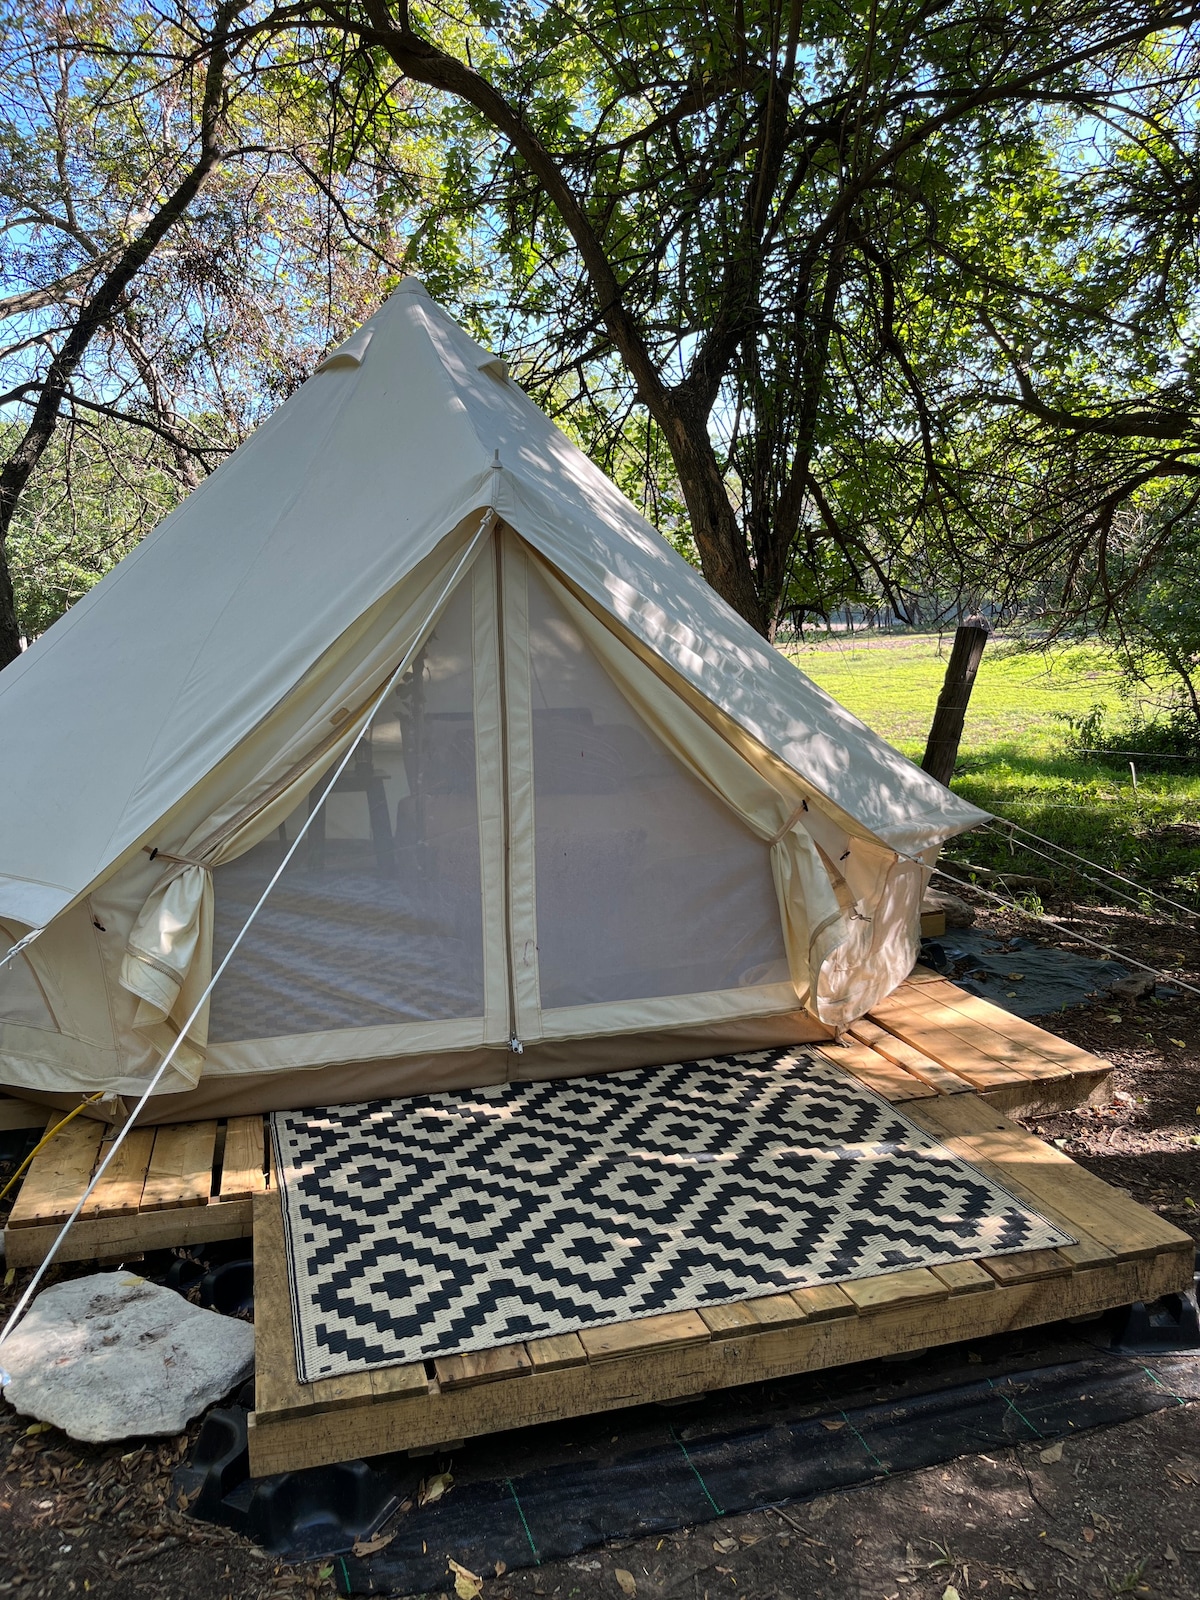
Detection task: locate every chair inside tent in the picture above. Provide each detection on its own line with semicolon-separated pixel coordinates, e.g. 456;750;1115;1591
0;279;987;1122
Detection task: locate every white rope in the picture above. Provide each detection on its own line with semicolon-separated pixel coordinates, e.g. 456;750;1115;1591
929;865;1200;999
0;512;495;1370
0;927;43;976
984;817;1198;921
970;825;1192;924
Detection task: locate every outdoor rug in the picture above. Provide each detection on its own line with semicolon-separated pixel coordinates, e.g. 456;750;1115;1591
270;1047;1074;1381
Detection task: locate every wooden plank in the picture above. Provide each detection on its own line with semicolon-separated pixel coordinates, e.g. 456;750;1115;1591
253;1188;315;1421
140;1121;218;1211
434;1345;532;1390
578;1310;711;1363
746;1293;809;1330
699;1302;762;1340
791;1283;856;1321
526;1333;587;1372
4;1197;253;1267
81;1128;155;1219
842;1267;949;1316
908;1096;1193;1264
218;1116;267;1202
848;1018;973;1095
983;1249;1073;1286
866;998;1032;1091
1057;1234;1118;1269
371;1364;433;1401
817;1039;936;1102
875;992;1069;1083
249;1250;1194;1476
6;1117;104;1228
931;1260;995;1295
913;984;1112;1076
310;1371;377;1411
0;1099;54;1131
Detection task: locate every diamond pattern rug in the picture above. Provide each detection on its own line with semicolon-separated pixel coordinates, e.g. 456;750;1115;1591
270;1047;1074;1380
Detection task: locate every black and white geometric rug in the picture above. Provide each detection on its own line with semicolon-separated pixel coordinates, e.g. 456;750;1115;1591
270;1047;1074;1381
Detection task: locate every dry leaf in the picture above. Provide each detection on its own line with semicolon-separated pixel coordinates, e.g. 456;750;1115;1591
614;1569;637;1597
3;1268;13;1288
1039;1442;1063;1464
495;1561;507;1577
449;1558;483;1600
712;1537;738;1554
24;1422;51;1436
353;1529;397;1556
1165;1546;1179;1565
420;1472;454;1506
1082;1528;1095;1544
943;1587;962;1600
821;1419;845;1431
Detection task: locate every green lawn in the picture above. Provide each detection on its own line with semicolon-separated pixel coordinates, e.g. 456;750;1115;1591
785;632;1200;902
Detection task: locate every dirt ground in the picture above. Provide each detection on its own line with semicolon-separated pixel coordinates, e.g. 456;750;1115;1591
1;905;1198;1600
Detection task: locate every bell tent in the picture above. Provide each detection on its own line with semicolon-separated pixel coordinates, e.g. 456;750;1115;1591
0;278;986;1121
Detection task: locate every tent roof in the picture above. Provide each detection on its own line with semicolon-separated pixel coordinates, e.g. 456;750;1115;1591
0;278;985;929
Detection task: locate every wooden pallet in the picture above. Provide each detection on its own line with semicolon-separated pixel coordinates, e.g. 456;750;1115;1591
2;1113;267;1267
247;1085;1194;1476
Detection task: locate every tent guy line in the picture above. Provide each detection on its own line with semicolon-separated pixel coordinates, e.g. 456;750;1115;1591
0;927;43;978
0;509;496;1374
976;823;1194;925
983;817;1199;922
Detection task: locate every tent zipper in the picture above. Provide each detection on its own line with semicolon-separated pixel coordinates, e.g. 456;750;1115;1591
494;530;523;1059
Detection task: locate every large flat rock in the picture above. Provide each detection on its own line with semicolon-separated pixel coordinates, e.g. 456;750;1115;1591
0;1272;254;1442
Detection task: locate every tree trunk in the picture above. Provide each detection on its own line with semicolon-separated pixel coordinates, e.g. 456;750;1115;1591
921;621;989;787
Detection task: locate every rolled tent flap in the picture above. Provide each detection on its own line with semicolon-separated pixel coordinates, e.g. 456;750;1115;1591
120;866;213;1084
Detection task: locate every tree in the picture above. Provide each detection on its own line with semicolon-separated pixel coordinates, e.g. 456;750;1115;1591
0;0;243;665
303;0;1200;639
0;0;460;656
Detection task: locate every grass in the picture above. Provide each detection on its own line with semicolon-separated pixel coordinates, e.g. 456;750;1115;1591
786;632;1200;903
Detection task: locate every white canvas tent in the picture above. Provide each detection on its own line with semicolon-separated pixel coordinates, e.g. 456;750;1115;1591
0;278;987;1121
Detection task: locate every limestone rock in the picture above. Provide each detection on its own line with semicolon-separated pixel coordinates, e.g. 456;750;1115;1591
920;887;975;929
0;1272;254;1442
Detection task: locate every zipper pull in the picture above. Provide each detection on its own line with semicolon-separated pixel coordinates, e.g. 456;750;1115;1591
509;1034;524;1055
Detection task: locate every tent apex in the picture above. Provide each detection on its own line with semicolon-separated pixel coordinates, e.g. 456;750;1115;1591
394;275;431;297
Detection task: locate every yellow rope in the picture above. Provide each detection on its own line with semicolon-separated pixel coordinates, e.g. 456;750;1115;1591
0;1093;106;1206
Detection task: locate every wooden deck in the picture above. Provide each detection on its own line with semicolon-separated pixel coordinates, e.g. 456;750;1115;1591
2;1113;266;1267
5;968;1188;1481
244;977;1190;1477
249;1118;1193;1476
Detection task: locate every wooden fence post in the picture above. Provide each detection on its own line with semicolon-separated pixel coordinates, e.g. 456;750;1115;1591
921;620;990;787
